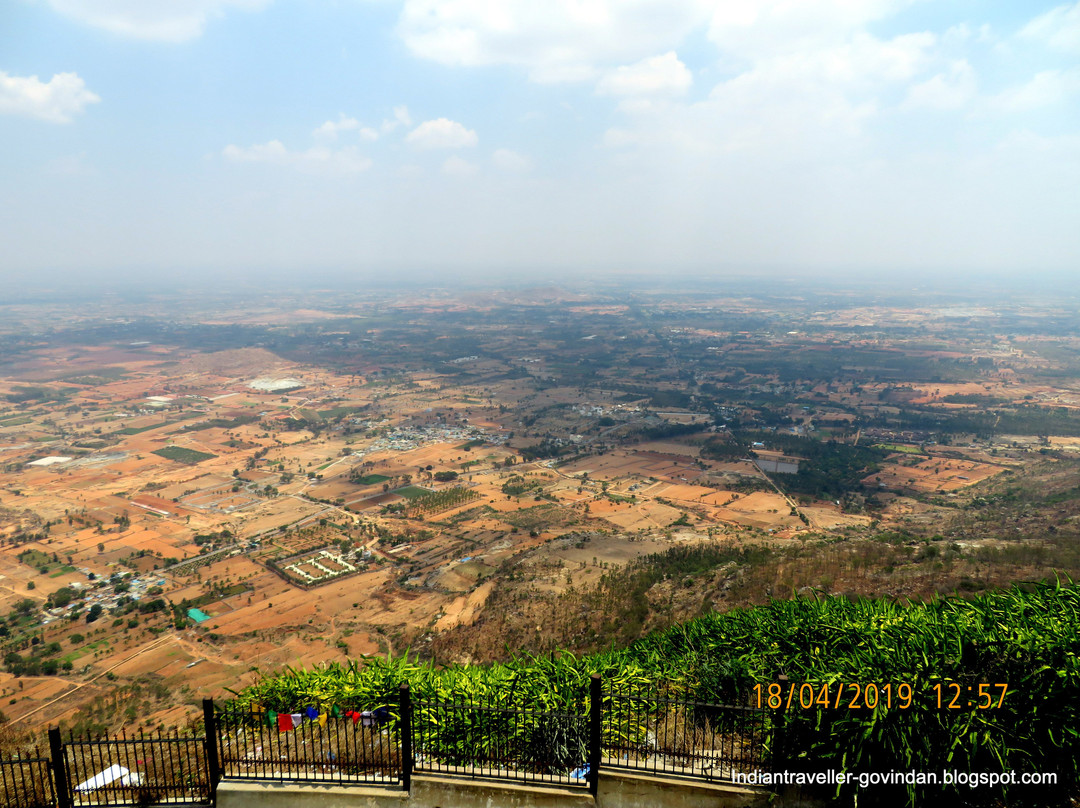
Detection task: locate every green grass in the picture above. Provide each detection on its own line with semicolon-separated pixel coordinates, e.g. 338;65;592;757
875;443;925;454
319;406;368;420
60;648;90;664
152;446;217;464
0;415;33;426
18;549;60;573
353;474;391;485
394;485;432;500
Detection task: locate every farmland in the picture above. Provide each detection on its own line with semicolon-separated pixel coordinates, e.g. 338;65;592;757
0;279;1078;752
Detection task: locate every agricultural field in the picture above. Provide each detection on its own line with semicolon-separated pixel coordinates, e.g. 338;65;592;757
0;282;1078;749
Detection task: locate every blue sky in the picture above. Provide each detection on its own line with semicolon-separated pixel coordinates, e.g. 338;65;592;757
1;0;1078;281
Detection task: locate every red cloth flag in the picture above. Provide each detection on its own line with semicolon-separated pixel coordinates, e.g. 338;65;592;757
278;713;294;731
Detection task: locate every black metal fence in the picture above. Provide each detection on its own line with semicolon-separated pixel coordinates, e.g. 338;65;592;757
2;678;776;807
62;730;210;807
411;695;591;788
602;683;770;781
0;752;54;808
214;697;402;785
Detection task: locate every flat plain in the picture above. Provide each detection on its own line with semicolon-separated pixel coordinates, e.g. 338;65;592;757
2;283;1079;732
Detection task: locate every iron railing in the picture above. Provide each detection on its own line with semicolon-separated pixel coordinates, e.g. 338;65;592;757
411;695;590;788
603;683;771;781
0;752;54;808
3;678;780;806
61;729;210;807
213;698;402;786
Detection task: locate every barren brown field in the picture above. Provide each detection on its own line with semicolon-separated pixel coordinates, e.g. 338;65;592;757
1;289;1078;738
865;456;1005;493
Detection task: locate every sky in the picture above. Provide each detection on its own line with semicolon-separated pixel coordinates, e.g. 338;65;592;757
1;0;1078;282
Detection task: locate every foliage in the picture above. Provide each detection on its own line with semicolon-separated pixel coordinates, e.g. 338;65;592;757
740;431;887;499
351;473;391;485
152;446;217;464
405;487;480;516
241;580;1080;806
501;474;544;496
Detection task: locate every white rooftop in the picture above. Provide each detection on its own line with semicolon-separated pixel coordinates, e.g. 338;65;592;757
249;377;304;391
27;456;72;467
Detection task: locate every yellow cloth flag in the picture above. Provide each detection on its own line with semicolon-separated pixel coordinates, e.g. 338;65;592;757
318;713;328;727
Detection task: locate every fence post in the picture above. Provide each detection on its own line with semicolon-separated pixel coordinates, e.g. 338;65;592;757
48;727;72;808
399;683;412;793
772;675;788;775
202;698;221;805
588;674;601;799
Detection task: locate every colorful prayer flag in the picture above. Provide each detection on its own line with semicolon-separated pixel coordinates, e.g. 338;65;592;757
278;713;294;732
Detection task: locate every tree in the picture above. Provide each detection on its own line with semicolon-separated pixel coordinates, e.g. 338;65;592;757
48;588;75;608
86;604;103;623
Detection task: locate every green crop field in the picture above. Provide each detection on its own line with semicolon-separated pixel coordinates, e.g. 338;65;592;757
394;485;431;500
353;473;391;485
319;405;368;419
152;446;217;463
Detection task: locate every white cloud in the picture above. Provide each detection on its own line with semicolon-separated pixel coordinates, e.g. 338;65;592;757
0;71;99;123
901;60;977;111
442;155;478;176
707;0;916;60
46;0;268;42
406;118;478;149
492;148;532;172
222;140;372;173
397;0;712;83
1019;2;1080;53
598;25;940;158
313;115;379;142
223;140;289;163
991;68;1080;112
381;105;414;133
597;52;692;97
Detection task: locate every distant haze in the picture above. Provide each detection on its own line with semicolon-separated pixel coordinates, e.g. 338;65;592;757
1;1;1078;280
